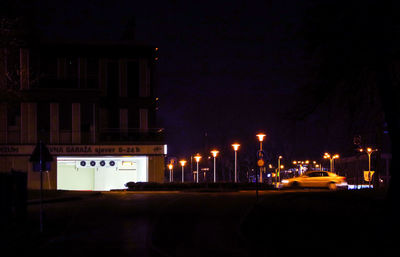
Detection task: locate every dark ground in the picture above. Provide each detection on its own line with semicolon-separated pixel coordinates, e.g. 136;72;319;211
2;189;399;257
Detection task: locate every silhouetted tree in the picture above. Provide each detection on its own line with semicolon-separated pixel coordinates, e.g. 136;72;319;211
0;0;38;103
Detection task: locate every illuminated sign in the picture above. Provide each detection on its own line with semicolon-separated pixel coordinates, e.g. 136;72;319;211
0;144;167;156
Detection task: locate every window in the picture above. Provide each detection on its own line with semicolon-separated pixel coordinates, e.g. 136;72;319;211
59;103;72;130
127;61;139;97
81;103;93;132
86;58;98;89
7;103;20;128
65;57;78;79
38;56;57;88
107;61;119;98
37;102;50;141
128;107;139;128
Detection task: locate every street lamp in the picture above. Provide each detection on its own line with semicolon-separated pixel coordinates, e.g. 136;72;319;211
323;153;339;173
168;163;174;182
277;156;283;185
256;133;266;183
256;133;266;150
194;154;201;183
210;150;219;183
232;143;240;183
359;147;378;188
179;160;186;183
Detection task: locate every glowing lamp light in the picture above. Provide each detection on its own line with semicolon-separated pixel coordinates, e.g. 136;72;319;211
194;154;202;163
333;154;340;159
179;160;187;167
232;143;240;151
168;164;173;170
256;133;266;142
211;150;219;158
122;161;133;167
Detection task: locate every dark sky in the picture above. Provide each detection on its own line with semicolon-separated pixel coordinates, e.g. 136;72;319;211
32;0;346;161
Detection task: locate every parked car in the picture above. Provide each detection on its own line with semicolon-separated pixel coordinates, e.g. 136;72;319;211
280;171;348;190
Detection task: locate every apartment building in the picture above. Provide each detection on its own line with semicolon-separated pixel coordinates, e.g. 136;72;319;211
0;40;166;190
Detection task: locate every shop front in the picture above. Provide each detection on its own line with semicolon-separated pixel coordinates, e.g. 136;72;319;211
0;144;167;190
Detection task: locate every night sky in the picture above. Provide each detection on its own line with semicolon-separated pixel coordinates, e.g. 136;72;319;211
24;0;380;162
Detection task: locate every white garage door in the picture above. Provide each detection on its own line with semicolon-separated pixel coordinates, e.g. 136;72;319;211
57;156;148;191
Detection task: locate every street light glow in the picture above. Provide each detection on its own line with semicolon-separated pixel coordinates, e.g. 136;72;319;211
211;150;219;158
256;133;266;142
179;160;187;167
168;164;173;170
232;143;240;151
194;154;202;163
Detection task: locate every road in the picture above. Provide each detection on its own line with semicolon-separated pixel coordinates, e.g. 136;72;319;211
6;189;399;257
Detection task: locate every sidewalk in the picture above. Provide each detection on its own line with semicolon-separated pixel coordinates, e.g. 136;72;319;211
28;190;101;204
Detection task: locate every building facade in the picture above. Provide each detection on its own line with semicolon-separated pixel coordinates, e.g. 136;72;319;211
0;41;166;190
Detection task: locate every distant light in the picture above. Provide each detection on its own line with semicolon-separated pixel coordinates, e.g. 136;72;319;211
164;145;168;155
211;150;219;158
232;143;240;151
179;160;187;167
168;164;173;170
194;154;202;163
256;133;266;142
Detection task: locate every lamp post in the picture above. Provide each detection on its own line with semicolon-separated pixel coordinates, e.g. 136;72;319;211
277;156;283;185
194;154;201;183
232;143;240;183
359;148;378;188
256;133;266;183
211;150;219;183
179;160;186;183
168;163;173;182
323;153;339;173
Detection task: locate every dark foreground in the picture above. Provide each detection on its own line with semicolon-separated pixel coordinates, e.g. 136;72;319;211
3;189;399;257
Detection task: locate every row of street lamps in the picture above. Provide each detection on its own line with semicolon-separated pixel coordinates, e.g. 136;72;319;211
167;134;267;183
166;134;379;185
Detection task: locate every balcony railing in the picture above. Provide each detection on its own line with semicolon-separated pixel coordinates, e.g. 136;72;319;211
1;128;164;145
98;128;164;143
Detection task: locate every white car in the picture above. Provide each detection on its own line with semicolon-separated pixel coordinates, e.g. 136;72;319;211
280;171;348;190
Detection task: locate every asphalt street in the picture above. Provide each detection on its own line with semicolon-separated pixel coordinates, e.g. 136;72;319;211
5;189;398;257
